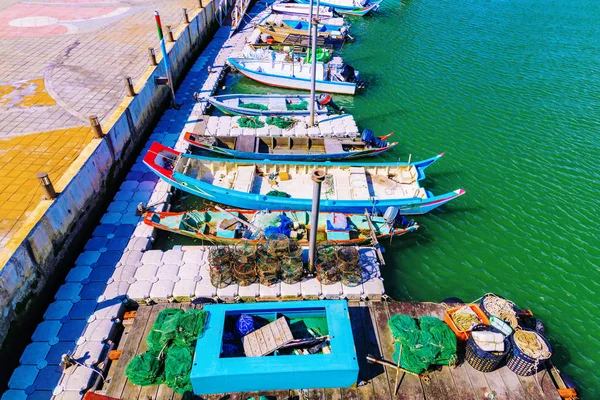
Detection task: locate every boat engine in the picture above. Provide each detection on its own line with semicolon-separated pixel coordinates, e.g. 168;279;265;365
339;64;356;83
318;93;344;114
361;129;388;148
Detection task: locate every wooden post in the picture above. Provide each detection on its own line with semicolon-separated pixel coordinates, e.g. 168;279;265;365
183;8;189;23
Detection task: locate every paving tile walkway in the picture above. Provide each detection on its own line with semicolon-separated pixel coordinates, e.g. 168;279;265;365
0;0;202;251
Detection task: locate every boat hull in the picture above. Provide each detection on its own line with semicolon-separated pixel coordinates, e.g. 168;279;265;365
208;94;328;116
228;58;357;95
143;143;466;215
144;209;418;245
295;0;378;11
272;4;334;18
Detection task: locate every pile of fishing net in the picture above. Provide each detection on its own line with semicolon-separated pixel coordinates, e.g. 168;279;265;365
125;308;208;394
266;116;296;129
238;102;268;111
286;100;308;111
388;314;457;374
237;116;265;128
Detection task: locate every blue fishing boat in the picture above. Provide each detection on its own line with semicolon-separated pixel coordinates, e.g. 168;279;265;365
281;19;348;34
143;142;466;215
294;0;381;15
207;93;331;116
183;130;397;161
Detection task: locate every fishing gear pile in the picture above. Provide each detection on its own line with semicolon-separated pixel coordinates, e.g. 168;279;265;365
233;242;258;286
125;308;208;394
315;243;340;285
286;100;308;111
337;246;361;287
237;116;265;129
238;102;269;111
388;314;457;374
481;293;518;328
208;245;233;288
266;116;296;129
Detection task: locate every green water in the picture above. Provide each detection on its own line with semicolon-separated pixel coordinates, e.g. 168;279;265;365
164;0;600;395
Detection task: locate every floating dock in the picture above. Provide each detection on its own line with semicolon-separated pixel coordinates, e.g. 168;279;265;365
96;301;562;400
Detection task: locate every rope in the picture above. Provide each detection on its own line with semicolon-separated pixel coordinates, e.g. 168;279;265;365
481;294;518;328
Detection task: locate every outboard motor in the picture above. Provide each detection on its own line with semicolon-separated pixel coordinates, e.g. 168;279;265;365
339;64;356;83
360;0;370;6
383;206;399;224
318;93;344;114
361;129;388;148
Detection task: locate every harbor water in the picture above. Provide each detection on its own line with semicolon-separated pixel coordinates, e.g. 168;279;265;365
162;0;600;396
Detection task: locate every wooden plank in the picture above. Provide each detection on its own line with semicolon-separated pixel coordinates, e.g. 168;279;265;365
518;370;561;400
483;369;510;399
155;383;175;400
496;366;528;400
462;361;492;399
347;303;375;400
105;305;153;398
383;302;425;400
447;362;477;400
244;317;293;356
135;304;182;400
359;302;392;400
324;388;343;400
538;369;562;400
429;366;462;399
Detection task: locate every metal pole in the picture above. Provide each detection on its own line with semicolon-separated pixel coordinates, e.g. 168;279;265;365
89;115;103;138
125;76;135;96
308;0;320;126
308;169;325;275
37;172;57;200
155;11;177;108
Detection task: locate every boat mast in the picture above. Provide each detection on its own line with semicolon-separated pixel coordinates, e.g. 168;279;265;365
309;0;321;126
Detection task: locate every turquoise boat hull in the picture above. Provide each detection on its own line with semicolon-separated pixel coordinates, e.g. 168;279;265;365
143;142;466;215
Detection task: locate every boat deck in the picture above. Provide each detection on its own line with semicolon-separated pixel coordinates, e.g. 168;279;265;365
190;164;425;201
97;301;561;400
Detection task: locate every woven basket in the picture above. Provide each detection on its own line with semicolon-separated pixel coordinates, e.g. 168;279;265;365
465;324;510;373
506;328;552;376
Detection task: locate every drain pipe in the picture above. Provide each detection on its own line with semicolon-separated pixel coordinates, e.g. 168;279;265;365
308;169;326;276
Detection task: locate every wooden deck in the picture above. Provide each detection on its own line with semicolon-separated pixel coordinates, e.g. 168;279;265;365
97;301;562;400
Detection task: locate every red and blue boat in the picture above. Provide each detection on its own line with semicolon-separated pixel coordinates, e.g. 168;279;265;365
143;142;465;215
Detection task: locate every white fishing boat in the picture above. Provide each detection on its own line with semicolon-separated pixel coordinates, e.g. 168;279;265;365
271;3;334;18
227;57;361;95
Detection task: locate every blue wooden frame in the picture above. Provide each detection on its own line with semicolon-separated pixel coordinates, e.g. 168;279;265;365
190;300;359;394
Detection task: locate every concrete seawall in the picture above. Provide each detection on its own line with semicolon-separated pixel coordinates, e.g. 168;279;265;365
0;0;228;348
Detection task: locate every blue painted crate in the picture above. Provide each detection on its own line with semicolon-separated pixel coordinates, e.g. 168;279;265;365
190;300;358;395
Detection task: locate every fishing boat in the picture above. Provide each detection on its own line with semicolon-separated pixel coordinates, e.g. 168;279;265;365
183;130;396;161
295;0;381;14
208;93;330;116
281;20;349;40
335;2;380;16
272;3;334;18
257;23;347;44
227;57;361;95
143;142;466;215
144;208;419;245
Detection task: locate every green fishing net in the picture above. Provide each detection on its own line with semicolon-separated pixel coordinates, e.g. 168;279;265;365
266;116;296;129
239;102;268;111
266;190;290;197
388;314;457;374
305;48;331;64
127;308;209;394
165;346;194;394
125;352;164;386
286;100;308;111
237;116;265;128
